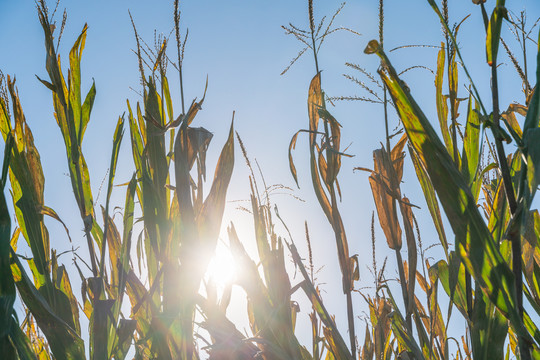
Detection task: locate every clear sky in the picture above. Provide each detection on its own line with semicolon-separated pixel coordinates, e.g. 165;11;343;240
1;0;540;356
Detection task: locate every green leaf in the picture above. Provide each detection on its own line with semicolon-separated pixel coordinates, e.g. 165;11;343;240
8;316;39;360
487;178;510;245
462;95;482;196
162;76;174;124
382;285;424;359
80;80;96;143
0;191;14;338
144;78;169;258
0;132;14;342
435;45;453;155
99;116;124;277
11;253;85;360
52;261;81;334
112;319;137;360
68;24;88;141
127;100;145;179
431;255;468;319
524;128;540;199
471;287;509;360
409;145;448;256
486;4;507;66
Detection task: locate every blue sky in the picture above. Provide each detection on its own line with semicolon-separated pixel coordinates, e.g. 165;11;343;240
1;0;540;356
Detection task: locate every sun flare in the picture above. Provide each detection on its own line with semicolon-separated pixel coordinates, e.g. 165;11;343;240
205;241;236;290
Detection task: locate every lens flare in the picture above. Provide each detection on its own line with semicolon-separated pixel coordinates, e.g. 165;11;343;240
205;241;235;290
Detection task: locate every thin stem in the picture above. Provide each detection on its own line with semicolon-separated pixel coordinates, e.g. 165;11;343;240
481;0;521;322
521;14;529;101
395;249;412;331
379;0;390;153
448;57;458;163
479;5;528;357
309;0;320;75
492;64;528;359
345;291;355;357
486;6;529;355
383;91;390;152
491;64;520;284
178;52;185;115
465;273;472;318
174;0;185;114
98;215;109;279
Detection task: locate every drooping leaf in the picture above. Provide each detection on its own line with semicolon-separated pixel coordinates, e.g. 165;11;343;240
370;147;402;250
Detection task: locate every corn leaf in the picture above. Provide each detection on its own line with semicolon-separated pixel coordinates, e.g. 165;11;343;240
471;287;508;360
435;45;453;155
486;3;507;66
409;145;448;256
11;254;85;360
286;240;351;360
461;95;482;198
0;141;14;344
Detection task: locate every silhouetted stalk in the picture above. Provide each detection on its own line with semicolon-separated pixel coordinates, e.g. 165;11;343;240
491;60;529;359
307;1;355;355
479;2;528;358
380;0;411;332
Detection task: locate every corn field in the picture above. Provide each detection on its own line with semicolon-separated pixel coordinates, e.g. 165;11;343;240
1;0;540;359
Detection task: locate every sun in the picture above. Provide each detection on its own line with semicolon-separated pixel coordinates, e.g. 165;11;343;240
205;240;236;291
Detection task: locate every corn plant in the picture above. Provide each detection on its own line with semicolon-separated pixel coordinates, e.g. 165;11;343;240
1;0;236;358
363;0;540;357
285;1;360;355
